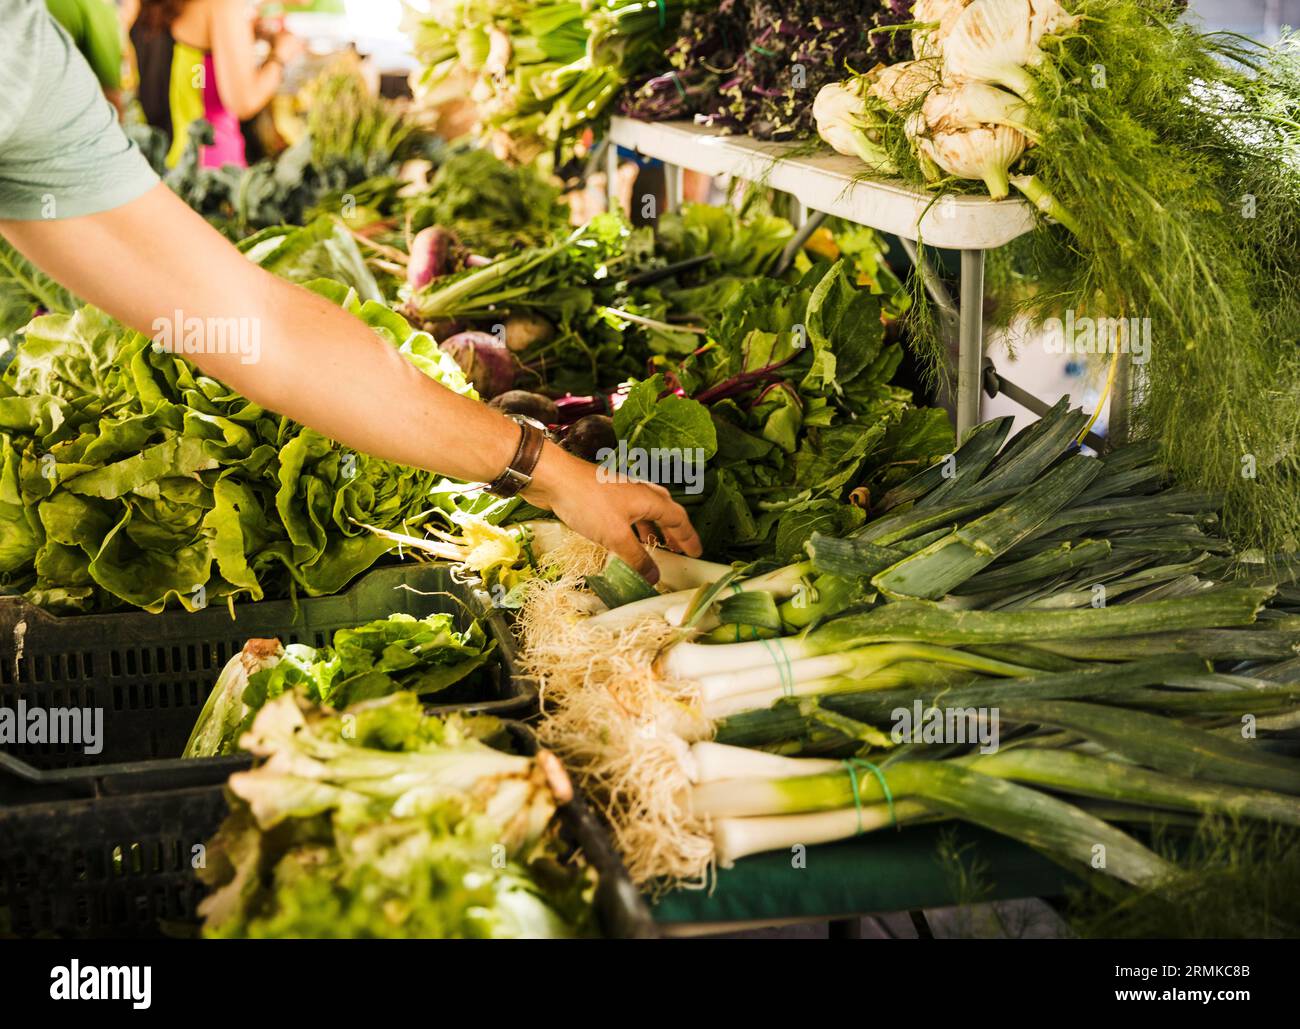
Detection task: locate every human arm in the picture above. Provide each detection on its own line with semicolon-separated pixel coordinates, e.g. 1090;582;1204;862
207;0;301;120
0;185;700;577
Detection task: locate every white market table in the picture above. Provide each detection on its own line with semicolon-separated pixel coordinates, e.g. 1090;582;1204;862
606;117;1121;442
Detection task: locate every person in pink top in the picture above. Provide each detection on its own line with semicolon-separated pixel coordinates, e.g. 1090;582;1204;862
130;0;304;168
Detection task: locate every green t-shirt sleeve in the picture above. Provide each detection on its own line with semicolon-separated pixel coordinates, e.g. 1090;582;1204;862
0;4;158;221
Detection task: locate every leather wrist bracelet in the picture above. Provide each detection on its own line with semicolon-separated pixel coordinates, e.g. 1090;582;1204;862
485;418;546;498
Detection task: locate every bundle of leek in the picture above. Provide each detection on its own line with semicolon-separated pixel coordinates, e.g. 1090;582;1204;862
515;403;1300;887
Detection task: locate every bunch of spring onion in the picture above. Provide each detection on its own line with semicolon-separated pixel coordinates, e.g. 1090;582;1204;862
813;0;1300;555
510;402;1300;887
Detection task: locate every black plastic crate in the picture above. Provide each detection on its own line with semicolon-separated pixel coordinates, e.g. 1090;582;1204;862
0;724;656;939
0;783;228;938
0;563;536;771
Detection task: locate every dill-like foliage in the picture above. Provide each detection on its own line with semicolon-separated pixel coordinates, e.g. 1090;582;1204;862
1067;820;1300;938
1026;4;1300;551
891;3;1300;551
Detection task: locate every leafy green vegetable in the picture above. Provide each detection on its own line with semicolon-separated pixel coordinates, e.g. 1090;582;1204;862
238;218;383;301
403;148;571;253
250;614;491;713
0;285;474;611
621;0;912;140
198;692;594;939
406;0;690;164
617;259;953;556
185;612;496;758
611;374;717;460
0;240;77;346
654;202;794;280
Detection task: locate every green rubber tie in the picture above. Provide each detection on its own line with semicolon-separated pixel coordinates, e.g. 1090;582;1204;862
670;71;686;99
761;635;795;698
728;581;794;697
750;43;777;57
845;758;896;831
654;0;665;29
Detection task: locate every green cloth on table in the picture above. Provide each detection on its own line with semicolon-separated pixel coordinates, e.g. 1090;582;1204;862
651;824;1077;925
0;2;157;220
45;0;123;89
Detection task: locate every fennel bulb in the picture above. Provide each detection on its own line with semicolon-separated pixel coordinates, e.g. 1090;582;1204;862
942;0;1078;99
905;85;1031;198
921;79;1036;137
813;82;898;172
866;59;941;112
912;0;975;60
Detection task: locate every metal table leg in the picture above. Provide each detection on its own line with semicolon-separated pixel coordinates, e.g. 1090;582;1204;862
983;359;1106;451
663;162;683;214
956;249;986;435
607;144;621;214
789;196;807;229
775;210;828;276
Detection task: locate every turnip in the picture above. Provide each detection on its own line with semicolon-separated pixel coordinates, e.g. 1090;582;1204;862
502;312;555;353
439;331;518;398
407;226;457;290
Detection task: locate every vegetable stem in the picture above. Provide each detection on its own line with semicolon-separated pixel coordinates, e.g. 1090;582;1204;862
1009;174;1081;236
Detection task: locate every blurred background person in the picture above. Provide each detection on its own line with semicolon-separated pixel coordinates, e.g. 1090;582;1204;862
128;0;304;168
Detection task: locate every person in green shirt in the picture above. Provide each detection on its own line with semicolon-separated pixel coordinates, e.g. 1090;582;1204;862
45;0;124;108
0;0;699;581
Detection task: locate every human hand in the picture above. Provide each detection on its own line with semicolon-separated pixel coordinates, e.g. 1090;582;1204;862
252;16;281;42
521;443;702;584
272;32;306;65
